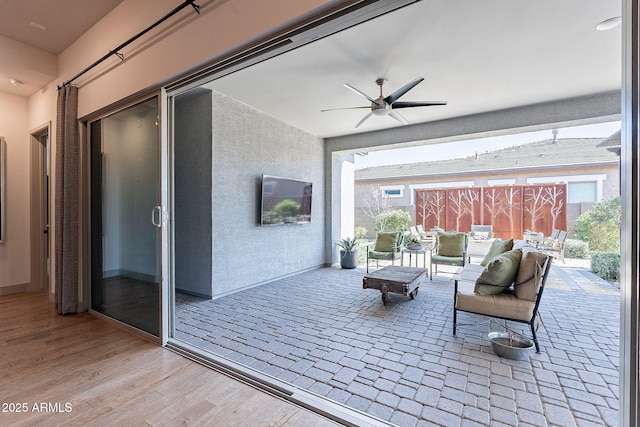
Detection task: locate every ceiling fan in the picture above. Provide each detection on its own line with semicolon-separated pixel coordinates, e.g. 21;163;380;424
321;77;447;128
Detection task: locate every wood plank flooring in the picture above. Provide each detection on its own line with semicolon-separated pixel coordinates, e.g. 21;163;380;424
0;291;338;426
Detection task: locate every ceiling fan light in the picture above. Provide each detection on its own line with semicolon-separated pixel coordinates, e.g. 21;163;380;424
596;16;621;31
372;108;390;116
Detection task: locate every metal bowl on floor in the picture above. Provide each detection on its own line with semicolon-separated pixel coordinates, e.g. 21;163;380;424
488;332;535;360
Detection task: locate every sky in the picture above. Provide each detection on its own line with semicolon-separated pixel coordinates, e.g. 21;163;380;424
353;121;621;169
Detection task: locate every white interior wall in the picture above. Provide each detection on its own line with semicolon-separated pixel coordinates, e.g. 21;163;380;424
0;92;30;293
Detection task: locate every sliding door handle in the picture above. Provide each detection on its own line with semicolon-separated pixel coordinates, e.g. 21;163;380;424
151;206;162;228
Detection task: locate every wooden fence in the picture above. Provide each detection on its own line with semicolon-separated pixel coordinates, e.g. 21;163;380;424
415;184;566;240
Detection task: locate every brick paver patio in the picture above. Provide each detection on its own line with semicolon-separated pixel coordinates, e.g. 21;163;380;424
175;260;619;426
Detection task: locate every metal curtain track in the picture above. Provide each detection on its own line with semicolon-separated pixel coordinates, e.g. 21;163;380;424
58;0;200;89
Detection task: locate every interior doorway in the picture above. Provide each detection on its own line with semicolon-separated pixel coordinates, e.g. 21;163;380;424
30;123;51;295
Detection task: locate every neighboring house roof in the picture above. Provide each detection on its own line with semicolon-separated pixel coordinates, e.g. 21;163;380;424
596;130;621;155
355;137;620;181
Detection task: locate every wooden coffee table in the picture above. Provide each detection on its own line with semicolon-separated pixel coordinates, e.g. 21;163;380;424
362;265;426;305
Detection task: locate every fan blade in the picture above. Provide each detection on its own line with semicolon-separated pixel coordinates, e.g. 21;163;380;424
392;101;448;108
355;112;373;128
384;77;424;104
320;106;370;112
389;110;409;125
343;83;376;103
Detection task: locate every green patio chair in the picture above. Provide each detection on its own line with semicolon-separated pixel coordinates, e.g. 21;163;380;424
366;231;404;273
430;231;468;279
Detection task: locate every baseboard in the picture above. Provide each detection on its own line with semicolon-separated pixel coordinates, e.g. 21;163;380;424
176;288;213;299
103;269;158;283
210;264;326;300
0;282;43;296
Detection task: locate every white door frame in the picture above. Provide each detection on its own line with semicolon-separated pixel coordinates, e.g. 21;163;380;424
30;122;51;297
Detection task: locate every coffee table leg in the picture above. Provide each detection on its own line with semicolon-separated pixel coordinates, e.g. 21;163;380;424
381;283;389;305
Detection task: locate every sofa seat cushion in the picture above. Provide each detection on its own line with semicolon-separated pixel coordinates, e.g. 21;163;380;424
456;280;535;321
474;248;522;295
458;263;484;281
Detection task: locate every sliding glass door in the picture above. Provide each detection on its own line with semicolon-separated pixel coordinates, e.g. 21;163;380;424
89;97;161;337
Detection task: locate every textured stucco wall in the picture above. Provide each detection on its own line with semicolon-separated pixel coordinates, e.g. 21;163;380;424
210;91;325;298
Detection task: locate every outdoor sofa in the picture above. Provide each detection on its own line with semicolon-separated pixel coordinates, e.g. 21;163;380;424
452;239;553;353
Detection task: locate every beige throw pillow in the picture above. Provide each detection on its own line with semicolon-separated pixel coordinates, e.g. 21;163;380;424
514;251;549;301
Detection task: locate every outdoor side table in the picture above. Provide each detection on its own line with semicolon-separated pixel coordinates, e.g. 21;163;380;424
401;247;431;268
362;265;426;305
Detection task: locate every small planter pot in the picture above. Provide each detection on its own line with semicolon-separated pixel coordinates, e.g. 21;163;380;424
340;250;359;269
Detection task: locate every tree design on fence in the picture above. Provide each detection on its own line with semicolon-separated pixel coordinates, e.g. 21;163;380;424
416;190;446;230
415;184;566;240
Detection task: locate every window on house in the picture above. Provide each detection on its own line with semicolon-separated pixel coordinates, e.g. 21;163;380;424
568;181;597;203
381;185;404;198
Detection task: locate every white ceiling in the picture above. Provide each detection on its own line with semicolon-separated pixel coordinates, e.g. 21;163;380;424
0;0;123;96
0;0;621;138
0;0;124;54
205;0;622;138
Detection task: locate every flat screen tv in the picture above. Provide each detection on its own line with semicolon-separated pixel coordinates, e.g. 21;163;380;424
261;175;312;225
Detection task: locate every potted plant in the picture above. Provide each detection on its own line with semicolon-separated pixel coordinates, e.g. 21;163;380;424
406;234;422;250
336;237;359;269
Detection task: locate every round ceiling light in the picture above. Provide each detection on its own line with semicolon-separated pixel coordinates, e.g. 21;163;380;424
10;79;24;86
596;16;621;31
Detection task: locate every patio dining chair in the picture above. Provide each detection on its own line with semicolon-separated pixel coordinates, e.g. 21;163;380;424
539;229;568;263
470;224;493;240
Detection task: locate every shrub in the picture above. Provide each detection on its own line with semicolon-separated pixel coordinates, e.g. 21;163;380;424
591;252;620;281
375;209;412;232
564;239;589;259
354;226;368;240
573;196;621;253
273;198;301;218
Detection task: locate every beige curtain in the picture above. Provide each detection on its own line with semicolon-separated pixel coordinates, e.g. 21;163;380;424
54;85;79;314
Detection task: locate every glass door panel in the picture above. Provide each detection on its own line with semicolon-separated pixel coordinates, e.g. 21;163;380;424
90;98;160;336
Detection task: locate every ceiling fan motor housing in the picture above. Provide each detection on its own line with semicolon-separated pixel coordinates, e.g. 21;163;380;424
372;99;391;116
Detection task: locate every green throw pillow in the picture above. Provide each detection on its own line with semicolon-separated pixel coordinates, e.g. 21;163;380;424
474;248;522;295
374;232;399;252
480;238;514;266
437;232;466;257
